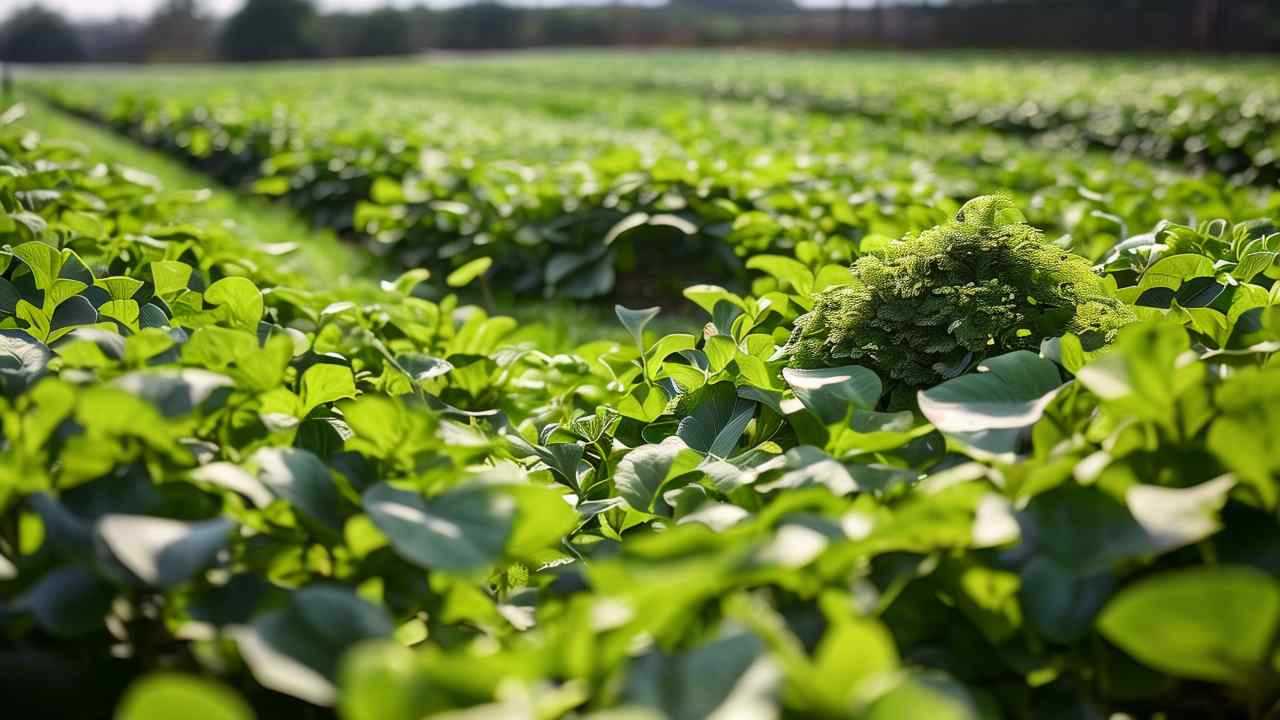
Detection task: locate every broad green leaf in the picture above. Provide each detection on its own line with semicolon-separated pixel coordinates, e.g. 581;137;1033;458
191;462;273;508
117;674;253;720
47;278;87;310
205;277;264;331
96;515;234;589
49;295;98;337
16;299;50;342
0;277;20;316
919;352;1062;432
152;260;194;297
253;447;344;531
504;483;579;556
1137;254;1215;292
746;255;814;297
683;284;746;315
677;382;755;458
0;329;52;396
918;351;1062;459
12;241;63;291
864;671;982;720
299;363;357;415
623;631;777;720
15;566;115;637
812;617;898;705
1019;556;1113;645
1028;478;1233;575
363;483;514;572
96;275;145;302
614;436;702;513
1098;566;1280;685
784;365;882;424
236;586;393;706
114;369;233;417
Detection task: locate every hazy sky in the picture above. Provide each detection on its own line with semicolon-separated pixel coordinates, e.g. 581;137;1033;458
15;0;434;21
8;0;860;22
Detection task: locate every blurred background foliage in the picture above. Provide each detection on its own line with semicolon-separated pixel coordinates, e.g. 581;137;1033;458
1;0;1277;66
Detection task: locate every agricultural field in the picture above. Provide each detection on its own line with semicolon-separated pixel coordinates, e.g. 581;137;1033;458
4;51;1280;719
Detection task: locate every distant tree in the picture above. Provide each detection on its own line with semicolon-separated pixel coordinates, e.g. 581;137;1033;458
219;0;316;62
0;6;87;63
348;8;415;57
439;3;523;50
141;0;214;62
669;0;797;15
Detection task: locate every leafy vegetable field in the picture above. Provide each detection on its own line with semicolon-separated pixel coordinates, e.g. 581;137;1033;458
6;52;1280;720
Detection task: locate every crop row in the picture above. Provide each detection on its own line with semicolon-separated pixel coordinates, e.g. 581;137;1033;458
5;90;1280;717
467;52;1280;183
34;64;1279;303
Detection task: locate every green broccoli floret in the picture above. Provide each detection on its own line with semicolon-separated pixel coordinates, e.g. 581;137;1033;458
783;195;1135;388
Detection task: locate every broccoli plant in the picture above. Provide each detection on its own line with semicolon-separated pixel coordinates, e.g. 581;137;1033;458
783;195;1134;387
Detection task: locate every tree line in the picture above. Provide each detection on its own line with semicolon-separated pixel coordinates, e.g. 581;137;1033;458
2;0;1276;64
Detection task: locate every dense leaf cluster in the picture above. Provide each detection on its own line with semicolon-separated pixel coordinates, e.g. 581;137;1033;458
784;196;1134;387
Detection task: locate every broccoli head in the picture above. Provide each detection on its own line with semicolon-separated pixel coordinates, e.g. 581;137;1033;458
782;195;1135;387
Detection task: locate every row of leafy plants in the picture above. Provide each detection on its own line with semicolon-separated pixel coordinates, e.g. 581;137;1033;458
474;51;1280;185
32;64;1279;304
5;96;1280;719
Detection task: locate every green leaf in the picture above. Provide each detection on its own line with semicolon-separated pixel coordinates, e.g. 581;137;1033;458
152;260;194;298
191;462;273;508
381;268;430;295
1098;566;1280;685
683;284;746;315
616;304;661;356
445;257;492;288
677;382;755;458
50;295;98;336
917;351;1062;458
603;211;651;246
0;328;52;396
1019;556;1112;645
101;298;141;332
205;277;264;331
504;483;579;557
624;631;776;720
614;436;702;513
1231;251;1277;282
12;241;63;291
1028;478;1233;575
299;363;357;415
1137;253;1215;292
363;483;514;572
236;586;393;706
117;674;253;720
784;365;882;425
746;254;815;297
394;353;453;383
114;369;233;417
95;275;145;302
0;277;21;316
96;515;234;588
15;566;115;637
253;447;344;531
47;278;87;310
16;299;50;342
865;671;982;720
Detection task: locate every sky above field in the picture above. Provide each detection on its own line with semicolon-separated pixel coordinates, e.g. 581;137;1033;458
17;0;867;22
